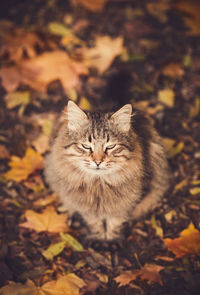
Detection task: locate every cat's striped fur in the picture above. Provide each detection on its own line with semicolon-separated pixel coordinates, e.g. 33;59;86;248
45;101;170;240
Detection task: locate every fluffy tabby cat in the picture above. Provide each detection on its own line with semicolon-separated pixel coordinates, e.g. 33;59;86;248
45;101;170;241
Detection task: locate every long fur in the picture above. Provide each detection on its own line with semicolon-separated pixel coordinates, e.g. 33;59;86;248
44;101;170;240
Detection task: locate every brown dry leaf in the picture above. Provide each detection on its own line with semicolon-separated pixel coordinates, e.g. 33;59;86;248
0;28;44;62
146;0;171;23
0;144;10;159
0;50;88;93
139;264;164;286
41;273;86;295
32;133;50;154
164;222;200;258
115;264;164;287
82;36;124;74
20;206;69;233
114;270;139;287
0;279;41;295
161;63;184;78
175;0;200;35
71;0;108;12
34;193;58;207
4;147;43;182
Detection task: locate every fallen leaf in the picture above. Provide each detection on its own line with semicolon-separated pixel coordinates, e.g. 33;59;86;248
114;270;139;287
23;175;45;193
161;63;184;78
41;273;86;295
167;142;184;158
82;36;124;74
20;206;69;233
189;97;200;118
0;275;86;295
146;0;171;23
164;210;177;222
79;97;91;110
0;145;10;159
189;187;200;195
0;28;44;62
115;264;164;287
95;273;108;284
60;232;85;252
4;147;43;182
71;0;108;12
0;50;88;93
48;22;72;36
0;279;40;295
4;91;30;109
164;222;200;258
150;215;163;238
34;193;58;207
158;89;175;107
42;241;67;260
139;264;164;285
175;0;200;35
163;138;176;152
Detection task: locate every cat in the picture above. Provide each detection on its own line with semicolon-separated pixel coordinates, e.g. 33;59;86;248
44;101;170;241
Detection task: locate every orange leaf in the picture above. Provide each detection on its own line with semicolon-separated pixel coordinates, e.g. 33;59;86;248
0;50;88;93
0;28;44;62
164;222;200;258
71;0;108;12
4;147;43;182
139;264;164;286
114;270;139;287
82;36;124;74
20;206;69;233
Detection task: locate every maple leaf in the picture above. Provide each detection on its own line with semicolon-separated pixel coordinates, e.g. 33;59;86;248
114;270;139;287
82;36;124;74
139;264;164;286
115;264;164;287
71;0;108;12
0;50;88;93
0;28;44;62
4;147;43;182
164;222;200;258
0;279;40;295
20;206;69;233
0;274;86;295
41;273;86;295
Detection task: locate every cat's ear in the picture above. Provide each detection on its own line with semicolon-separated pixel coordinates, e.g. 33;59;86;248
111;104;132;132
64;101;88;130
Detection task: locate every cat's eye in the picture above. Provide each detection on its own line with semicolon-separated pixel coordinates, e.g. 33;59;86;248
81;144;91;150
106;144;116;150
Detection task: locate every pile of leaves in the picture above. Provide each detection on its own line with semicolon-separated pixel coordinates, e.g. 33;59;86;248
0;0;200;294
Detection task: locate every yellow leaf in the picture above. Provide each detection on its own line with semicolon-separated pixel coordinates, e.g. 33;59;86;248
79;97;91;110
48;22;72;36
158;89;175;107
4;147;43;182
20;206;69;233
167;142;184;158
42;241;67;260
41;274;86;295
189;97;200;118
114;270;139;287
4;91;30;109
60;232;85;252
190;187;200;195
82;36;124;74
164;222;200;258
150;215;163;238
71;0;108;12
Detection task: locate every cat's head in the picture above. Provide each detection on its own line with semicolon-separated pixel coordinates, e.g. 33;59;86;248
61;101;135;176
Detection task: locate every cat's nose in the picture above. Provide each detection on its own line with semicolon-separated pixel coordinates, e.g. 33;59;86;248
94;159;101;166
